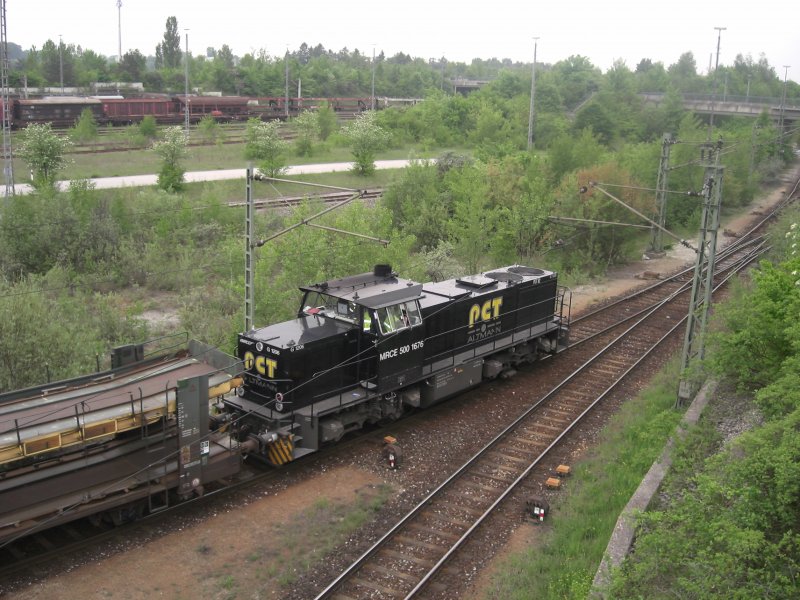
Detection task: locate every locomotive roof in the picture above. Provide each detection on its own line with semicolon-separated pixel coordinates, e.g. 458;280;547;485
300;270;424;309
422;265;557;301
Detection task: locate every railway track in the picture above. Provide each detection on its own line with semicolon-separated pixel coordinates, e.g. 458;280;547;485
313;178;798;599
314;244;764;599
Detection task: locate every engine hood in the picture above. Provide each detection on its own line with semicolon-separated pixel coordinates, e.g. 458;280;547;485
239;315;354;352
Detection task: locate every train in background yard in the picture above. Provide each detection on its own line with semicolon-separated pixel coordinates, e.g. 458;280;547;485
0;264;569;545
2;94;420;129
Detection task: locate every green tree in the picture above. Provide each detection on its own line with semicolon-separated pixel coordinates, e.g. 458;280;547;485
551;55;602;109
0;274;146;392
139;115;158;139
446;164;491;273
116;49;147;82
469;101;516;158
573;101;617;145
209;44;236;93
547;128;606;184
244;118;288;178
316;101;337;141
156;16;182;69
17;123;73;191
381;159;448;250
709;222;800;410
74;48;110;86
342;111;390;175
152;126;188;193
198;115;222;145
39;38;75;87
292;110;320;156
70;108;99;145
555;162;653;272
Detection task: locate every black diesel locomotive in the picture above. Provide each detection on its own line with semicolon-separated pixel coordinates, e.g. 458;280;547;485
224;265;570;465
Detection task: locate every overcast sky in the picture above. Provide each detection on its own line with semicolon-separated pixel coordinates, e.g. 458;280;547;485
9;0;799;81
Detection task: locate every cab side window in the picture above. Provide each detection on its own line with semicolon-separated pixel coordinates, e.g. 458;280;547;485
376;301;422;335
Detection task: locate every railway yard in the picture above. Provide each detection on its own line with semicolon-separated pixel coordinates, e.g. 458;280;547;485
0;164;797;599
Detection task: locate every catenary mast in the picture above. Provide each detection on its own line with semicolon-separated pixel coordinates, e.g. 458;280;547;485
1;0;14;198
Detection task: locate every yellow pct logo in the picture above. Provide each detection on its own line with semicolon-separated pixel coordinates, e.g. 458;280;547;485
243;351;278;378
468;297;503;327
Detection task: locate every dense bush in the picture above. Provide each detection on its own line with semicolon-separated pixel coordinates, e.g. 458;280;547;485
609;209;800;597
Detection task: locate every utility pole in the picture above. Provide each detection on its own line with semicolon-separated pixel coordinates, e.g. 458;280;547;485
527;37;539;151
647;133;674;257
184;30;190;137
245;167;255;332
706;26;726;140
371;45;376;111
117;0;123;62
779;65;790;139
59;34;64;94
1;0;14;199
677;140;724;407
284;49;289;120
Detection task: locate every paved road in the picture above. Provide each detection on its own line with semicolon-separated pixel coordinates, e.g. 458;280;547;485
14;160;414;195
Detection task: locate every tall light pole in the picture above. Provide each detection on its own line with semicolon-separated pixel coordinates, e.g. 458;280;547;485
371;45;376;111
58;34;64;94
779;65;790;138
284;48;289;119
527;37;539;151
1;0;16;198
117;0;123;62
706;26;726;139
713;27;726;71
184;30;190;137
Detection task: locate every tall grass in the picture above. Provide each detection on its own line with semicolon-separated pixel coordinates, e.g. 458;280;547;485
481;359;683;599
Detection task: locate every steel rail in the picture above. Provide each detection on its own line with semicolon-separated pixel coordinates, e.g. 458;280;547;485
403;245;766;598
314;241;768;600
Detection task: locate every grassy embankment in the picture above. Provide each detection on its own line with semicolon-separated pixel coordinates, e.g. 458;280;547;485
480;360;684;599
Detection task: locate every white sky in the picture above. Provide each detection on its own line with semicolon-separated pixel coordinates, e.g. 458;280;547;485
9;0;799;82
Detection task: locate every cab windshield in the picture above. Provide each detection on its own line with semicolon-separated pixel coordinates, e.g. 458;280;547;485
302;292;357;324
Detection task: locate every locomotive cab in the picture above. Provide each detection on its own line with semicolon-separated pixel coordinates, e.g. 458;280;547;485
236;266;425;414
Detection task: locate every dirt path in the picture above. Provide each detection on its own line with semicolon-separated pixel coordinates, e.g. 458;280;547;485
8;466;382;600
